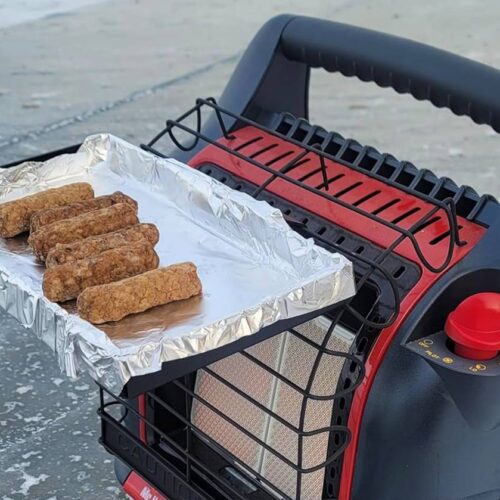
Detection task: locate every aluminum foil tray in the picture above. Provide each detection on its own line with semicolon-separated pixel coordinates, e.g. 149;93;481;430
0;134;355;390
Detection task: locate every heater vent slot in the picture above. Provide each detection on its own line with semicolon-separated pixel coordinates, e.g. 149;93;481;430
334;181;362;198
249;143;278;159
429;225;464;246
353;190;381;206
235;136;263;151
391;207;421;224
372;198;400;215
266;150;294;166
315;173;344;189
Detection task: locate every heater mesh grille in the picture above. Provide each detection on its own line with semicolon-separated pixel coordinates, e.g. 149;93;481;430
192;319;353;499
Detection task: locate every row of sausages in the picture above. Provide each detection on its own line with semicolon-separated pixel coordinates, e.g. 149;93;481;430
0;182;202;324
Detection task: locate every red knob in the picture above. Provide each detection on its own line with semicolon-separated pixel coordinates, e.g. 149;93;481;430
445;293;500;360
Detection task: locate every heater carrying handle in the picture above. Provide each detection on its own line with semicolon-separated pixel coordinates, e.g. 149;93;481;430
280;16;500;132
217;15;500;134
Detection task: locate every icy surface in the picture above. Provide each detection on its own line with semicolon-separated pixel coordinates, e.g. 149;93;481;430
0;311;127;498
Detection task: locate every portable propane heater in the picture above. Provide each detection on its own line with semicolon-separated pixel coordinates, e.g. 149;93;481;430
4;15;500;500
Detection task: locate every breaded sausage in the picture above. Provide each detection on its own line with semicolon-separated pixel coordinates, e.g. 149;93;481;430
30;191;137;233
43;241;159;302
28;203;138;261
0;182;94;238
45;223;159;268
77;262;202;323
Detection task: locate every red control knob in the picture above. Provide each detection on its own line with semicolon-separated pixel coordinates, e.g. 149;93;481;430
445;293;500;360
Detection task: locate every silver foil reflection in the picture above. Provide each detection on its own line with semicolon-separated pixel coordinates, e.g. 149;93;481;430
0;134;355;391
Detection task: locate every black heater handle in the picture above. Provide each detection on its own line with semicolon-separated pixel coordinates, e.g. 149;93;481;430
280;17;500;132
216;15;500;134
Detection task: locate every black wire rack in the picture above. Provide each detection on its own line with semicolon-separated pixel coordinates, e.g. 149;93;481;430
143;97;466;275
142;97;467;329
98;98;466;500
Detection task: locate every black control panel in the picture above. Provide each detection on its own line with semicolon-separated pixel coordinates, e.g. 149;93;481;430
406;331;500;376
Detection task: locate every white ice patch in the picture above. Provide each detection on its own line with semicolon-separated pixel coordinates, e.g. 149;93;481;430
5;462;49;496
448;147;463;157
23;414;44;423
26;352;37;363
0;402;24;415
66;392;78;401
76;471;90;482
15;386;33;395
105;486;122;495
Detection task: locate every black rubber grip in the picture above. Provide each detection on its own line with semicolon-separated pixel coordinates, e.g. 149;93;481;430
281;16;500;132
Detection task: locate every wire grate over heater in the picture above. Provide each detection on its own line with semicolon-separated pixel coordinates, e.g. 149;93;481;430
144;98;470;275
99;315;367;500
142;98;471;327
97;98;471;500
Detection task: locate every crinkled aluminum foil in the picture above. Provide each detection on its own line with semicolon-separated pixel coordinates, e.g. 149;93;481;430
0;134;355;391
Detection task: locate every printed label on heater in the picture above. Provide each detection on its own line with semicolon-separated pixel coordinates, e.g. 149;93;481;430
140;486;161;500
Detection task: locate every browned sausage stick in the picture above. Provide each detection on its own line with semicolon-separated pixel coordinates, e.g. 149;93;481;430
30;191;137;233
0;182;94;238
45;223;159;268
43;241;159;302
77;263;202;323
29;203;138;261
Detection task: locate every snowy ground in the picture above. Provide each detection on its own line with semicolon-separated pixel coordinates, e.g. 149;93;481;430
0;0;499;498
